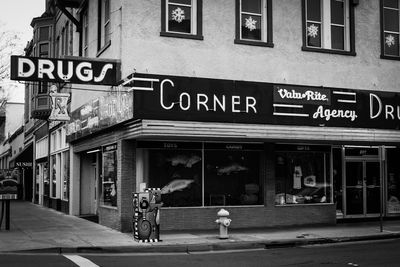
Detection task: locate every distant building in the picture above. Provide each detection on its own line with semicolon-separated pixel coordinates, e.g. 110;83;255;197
0;101;24;169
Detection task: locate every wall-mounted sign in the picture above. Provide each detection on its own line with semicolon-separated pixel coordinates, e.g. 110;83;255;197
131;73;400;130
273;85;331;105
49;92;70;121
66;90;133;142
15;162;33;168
10;56;119;85
103;144;117;153
0;169;20;200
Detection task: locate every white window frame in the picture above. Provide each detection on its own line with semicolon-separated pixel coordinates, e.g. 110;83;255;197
100;0;111;48
383;0;400;56
306;0;350;51
166;0;197;35
239;0;268;42
82;9;89;56
61;150;70;201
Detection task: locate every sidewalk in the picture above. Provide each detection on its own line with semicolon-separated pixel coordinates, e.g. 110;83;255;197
1;201;400;254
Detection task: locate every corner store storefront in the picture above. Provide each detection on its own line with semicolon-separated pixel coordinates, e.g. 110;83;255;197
67;73;400;231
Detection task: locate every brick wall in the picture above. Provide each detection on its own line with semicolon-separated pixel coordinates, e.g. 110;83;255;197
159;204;336;231
119;140;136;232
99;207;120;230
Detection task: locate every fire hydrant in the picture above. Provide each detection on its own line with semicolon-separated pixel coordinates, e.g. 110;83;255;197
215;209;231;239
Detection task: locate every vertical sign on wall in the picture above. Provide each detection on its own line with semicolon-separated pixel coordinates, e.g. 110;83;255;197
49;91;70;121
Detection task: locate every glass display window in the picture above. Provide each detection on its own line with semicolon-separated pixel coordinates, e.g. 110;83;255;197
139;141;263;208
275;145;332;205
51;155;57;198
62;150;70;201
101;144;117;207
204;149;262;206
43;162;49;196
386;148;400;214
147;149;202;207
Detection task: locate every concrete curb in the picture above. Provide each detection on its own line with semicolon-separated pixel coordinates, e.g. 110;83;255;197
7;232;400;254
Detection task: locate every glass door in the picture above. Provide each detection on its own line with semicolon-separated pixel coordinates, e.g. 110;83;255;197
345;161;364;215
366;162;380;214
345;160;381;217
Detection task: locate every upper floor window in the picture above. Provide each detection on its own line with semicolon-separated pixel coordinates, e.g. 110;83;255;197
98;0;111;53
55;36;60;58
302;0;355;55
235;0;273;47
161;0;203;40
39;26;50;42
82;8;89;57
64;22;69;56
61;27;65;56
37;26;51;57
39;43;49;57
382;0;400;58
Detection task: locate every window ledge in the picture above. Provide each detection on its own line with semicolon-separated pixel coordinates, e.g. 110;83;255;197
160;31;204;40
381;55;400;61
96;40;111;57
275;203;335;207
234;39;274;48
161;205;265;209
302;46;356;56
99;204;118;210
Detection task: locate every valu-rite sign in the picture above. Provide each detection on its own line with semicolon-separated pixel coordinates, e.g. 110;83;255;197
130;73;400;130
10;56;119;85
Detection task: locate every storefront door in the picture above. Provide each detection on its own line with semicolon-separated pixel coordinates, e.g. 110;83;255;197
345;160;381;217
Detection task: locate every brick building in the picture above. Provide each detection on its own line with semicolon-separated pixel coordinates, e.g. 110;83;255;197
21;0;400;232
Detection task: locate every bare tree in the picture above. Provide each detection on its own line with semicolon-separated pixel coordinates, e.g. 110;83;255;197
0;22;24;106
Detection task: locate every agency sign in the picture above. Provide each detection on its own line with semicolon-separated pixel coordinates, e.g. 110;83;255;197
10;56;119;85
131;73;400;130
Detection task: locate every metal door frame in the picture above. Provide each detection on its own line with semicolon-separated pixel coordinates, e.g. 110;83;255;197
343;158;381;218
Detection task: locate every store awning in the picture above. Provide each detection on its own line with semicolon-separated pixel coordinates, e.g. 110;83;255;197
9;143;33;168
135;120;400;145
72;119;400;153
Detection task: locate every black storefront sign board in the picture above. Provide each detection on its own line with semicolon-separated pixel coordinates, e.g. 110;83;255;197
204;143;264;150
132;73;400;130
275;144;331;152
103;144;118;153
137;141;202;150
345;147;379;157
10;55;119;85
136;141;263;150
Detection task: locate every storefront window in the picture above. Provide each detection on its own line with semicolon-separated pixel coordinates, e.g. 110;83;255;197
332;147;343;215
204;148;262;206
35;165;40;196
141;141;263;207
62;150;70;200
387;148;400;214
148;149;202;207
102;144;117;207
51;155;56;198
275;145;331;205
43;162;49;196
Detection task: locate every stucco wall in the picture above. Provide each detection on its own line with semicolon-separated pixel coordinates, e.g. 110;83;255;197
120;0;400;92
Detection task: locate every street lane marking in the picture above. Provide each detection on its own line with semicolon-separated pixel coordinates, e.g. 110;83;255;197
63;255;99;267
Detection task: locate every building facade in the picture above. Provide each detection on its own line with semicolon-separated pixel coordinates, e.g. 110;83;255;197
22;0;400;231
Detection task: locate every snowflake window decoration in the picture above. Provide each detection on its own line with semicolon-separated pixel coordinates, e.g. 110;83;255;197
386;34;396;47
307;24;319;38
171;7;185;23
245;16;257;31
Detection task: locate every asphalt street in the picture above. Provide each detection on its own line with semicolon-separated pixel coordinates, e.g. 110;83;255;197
1;238;400;267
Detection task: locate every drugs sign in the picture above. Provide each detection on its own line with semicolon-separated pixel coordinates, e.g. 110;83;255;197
10;56;119;85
